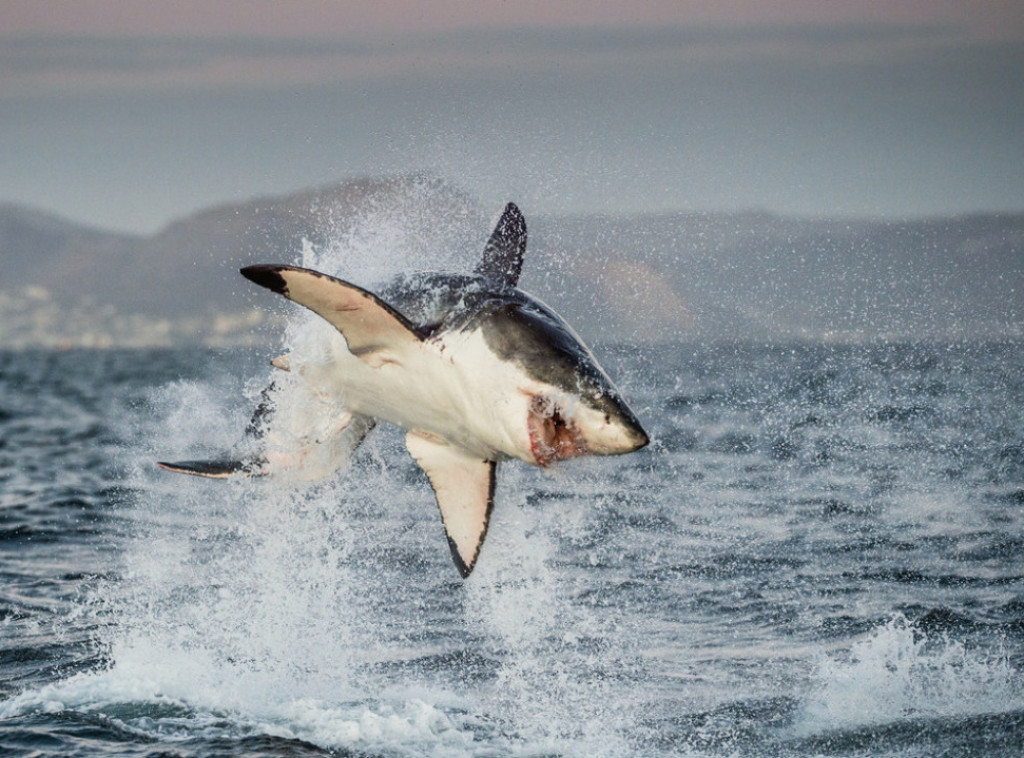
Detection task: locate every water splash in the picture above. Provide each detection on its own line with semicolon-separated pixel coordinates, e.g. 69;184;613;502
304;175;484;285
464;467;641;757
792;615;1024;737
7;366;485;755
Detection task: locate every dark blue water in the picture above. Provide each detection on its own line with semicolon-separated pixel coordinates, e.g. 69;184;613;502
2;342;1023;757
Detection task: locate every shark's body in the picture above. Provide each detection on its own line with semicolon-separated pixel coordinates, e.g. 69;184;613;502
160;203;648;576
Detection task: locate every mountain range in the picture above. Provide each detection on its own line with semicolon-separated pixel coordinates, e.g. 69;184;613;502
1;176;1021;348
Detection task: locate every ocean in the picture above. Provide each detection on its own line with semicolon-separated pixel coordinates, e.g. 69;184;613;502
1;340;1023;757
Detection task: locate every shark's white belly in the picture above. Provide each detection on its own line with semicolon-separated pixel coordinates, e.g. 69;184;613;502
306;326;535;462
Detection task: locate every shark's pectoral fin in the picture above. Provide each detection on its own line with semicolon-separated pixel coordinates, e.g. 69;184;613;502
260;413;375;481
319;412;376;466
241;265;423;366
405;432;496;578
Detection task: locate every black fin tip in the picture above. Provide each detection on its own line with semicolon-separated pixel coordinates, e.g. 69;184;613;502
240;265;289;295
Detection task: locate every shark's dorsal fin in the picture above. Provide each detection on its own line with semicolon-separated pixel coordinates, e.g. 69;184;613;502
405;432;496;578
241;265;422;366
475;202;526;287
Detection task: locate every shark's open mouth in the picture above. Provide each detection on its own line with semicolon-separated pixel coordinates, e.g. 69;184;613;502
528;395;587;467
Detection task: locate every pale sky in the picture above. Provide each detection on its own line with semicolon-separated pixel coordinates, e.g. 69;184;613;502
2;0;1023;232
5;1;1024;38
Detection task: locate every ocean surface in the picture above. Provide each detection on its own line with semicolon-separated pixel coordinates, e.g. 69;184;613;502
1;341;1023;757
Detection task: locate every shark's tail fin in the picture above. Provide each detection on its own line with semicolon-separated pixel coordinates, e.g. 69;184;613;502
156;371;375;482
156;381;275;479
156;459;259;478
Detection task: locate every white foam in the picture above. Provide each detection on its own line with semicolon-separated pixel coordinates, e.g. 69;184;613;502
0;666;476;756
0;371;484;755
792;615;1024;736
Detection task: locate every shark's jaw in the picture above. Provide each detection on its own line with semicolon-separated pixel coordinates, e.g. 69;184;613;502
527;394;588;466
524;389;648;467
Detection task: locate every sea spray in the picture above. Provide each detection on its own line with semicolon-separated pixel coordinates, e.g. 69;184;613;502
792;614;1024;737
304;176;483;285
464;465;640;757
112;379;364;703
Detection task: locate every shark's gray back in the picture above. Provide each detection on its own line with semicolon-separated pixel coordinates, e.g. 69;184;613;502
379;271;630;417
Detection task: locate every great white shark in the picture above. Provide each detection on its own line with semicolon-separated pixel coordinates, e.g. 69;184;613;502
159;203;649;576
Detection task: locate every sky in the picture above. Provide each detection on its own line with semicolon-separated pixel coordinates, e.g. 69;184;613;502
2;0;1023;233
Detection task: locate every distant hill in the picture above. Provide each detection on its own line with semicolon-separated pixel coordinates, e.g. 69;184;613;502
529;211;1024;342
1;176;1021;347
0;176;480;347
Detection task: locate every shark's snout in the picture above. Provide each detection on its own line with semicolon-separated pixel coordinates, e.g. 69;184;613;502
583;401;649;456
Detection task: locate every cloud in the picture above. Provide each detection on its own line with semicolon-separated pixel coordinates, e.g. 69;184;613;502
0;35;378;95
0;22;973;97
2;21;1021;229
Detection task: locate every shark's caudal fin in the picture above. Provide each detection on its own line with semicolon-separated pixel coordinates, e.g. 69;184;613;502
159;397;375;481
240;265;423;367
475;202;526;288
156;459;249;478
405;432;496;578
158;383;276;479
157;386;274;479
